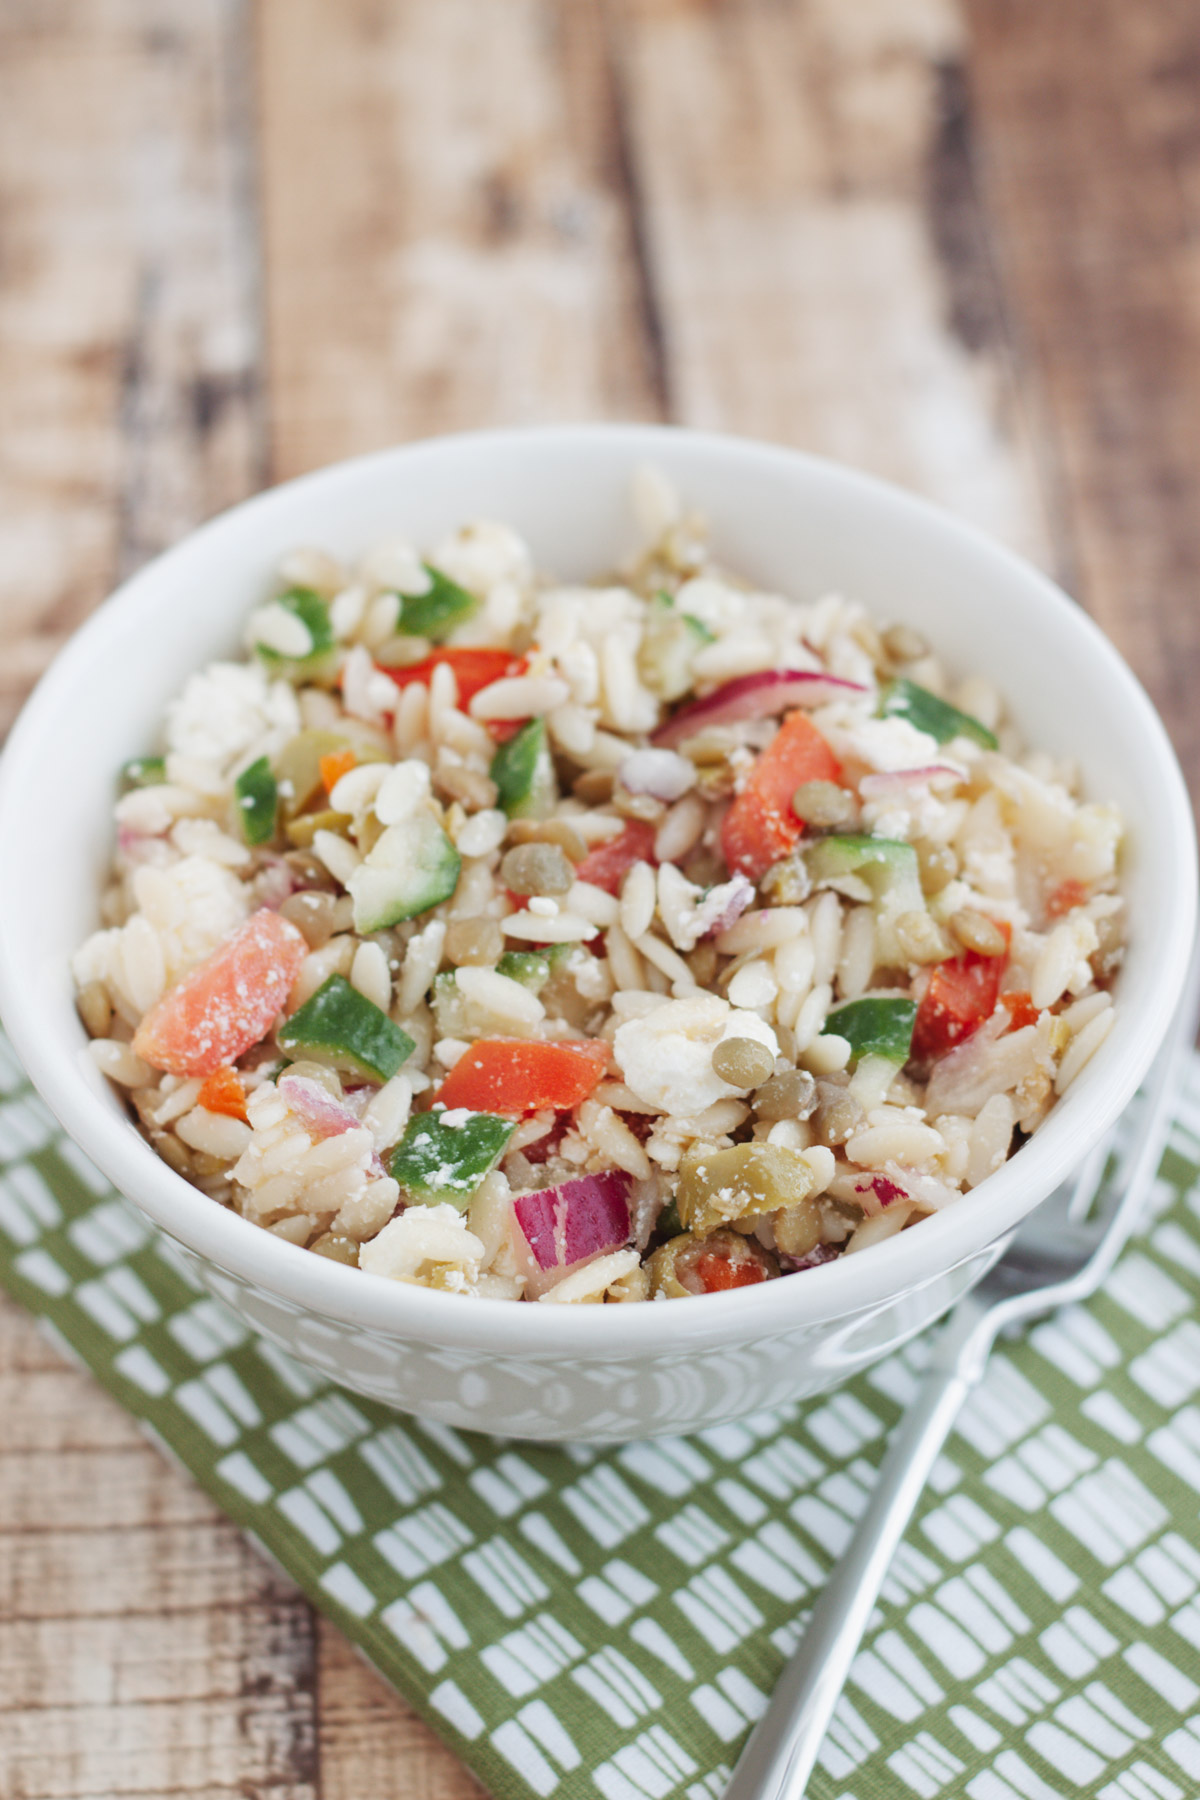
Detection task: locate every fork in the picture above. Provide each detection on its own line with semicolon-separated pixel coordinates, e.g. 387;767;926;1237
724;976;1198;1800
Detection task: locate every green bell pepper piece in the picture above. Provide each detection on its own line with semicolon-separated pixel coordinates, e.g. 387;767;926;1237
879;678;998;751
256;587;337;677
823;995;917;1067
490;716;556;819
397;563;478;640
120;755;166;791
278;974;414;1083
235;756;278;846
390;1107;516;1209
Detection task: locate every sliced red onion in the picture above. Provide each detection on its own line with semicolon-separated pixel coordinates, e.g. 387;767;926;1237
652;670;869;748
693;873;756;940
511;1171;632;1299
617;747;695;802
859;764;965;798
782;1243;842;1273
845;1171;912;1216
279;1073;361;1140
253;853;299;911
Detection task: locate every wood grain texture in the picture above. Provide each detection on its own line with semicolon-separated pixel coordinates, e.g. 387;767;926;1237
0;0;263;740
2;0;1199;1795
965;0;1200;806
613;0;1050;561
258;0;665;480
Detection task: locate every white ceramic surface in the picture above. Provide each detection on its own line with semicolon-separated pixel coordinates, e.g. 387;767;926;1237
0;426;1193;1442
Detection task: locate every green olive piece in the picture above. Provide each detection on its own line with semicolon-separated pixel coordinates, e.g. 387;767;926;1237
677;1142;817;1237
645;1234;695;1299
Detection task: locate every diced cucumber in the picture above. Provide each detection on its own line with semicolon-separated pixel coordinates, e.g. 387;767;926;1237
495;951;552;989
823;996;916;1067
278;974;415;1082
235;756;278;846
431;971;470;1039
637;592;716;701
806;834;927;967
879;678;998;752
390;1107;516;1209
121;755;166;791
396;563;478;640
275;729;372;820
347;810;462;931
490;717;557;819
256;588;338;679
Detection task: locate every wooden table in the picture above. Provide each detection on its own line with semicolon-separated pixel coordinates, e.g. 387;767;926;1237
2;3;1198;1795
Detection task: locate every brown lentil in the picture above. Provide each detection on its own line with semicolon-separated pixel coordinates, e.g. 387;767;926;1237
687;940;719;987
280;890;339;949
754;1066;818;1121
812;1079;865;1147
310;1231;361;1266
896;909;953;964
792;780;858;830
437;764;499;810
773;1198;822;1258
949;908;1008;957
509;817;589;862
500;842;574;896
614;789;667;823
916;842;958;894
572;769;614;804
444;917;505;967
712;1036;776;1089
759;856;812;905
76;980;112;1039
283;849;339;889
285;810;353;850
882;622;928;663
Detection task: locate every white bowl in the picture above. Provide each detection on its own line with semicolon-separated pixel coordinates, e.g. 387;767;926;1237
0;426;1193;1442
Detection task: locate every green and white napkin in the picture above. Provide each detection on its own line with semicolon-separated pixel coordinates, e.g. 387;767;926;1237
3;1023;1200;1800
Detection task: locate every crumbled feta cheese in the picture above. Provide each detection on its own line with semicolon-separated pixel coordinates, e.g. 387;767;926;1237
614;995;778;1116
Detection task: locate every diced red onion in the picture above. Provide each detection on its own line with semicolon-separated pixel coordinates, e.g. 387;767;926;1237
253;853;299;910
859;764;964;798
617;747;695;802
693;873;756;940
652;670;869;748
279;1073;360;1140
845;1171;911;1216
511;1170;632;1299
782;1243;842;1273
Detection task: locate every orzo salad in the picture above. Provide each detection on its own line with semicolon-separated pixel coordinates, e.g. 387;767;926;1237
73;471;1125;1303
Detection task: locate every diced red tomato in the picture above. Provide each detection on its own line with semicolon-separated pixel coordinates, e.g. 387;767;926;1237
720;713;843;880
488;718;526;743
383;648;527;707
195;1065;248;1121
694;1252;767;1292
912;927;1011;1061
318;748;357;794
435;1039;609;1115
573;821;659;895
1001;991;1041;1032
132;910;308;1078
1046;878;1089;919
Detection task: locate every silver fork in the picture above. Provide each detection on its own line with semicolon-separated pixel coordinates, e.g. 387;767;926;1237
724;978;1198;1800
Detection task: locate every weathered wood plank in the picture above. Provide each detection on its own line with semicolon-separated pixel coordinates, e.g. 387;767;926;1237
965;0;1200;803
0;1298;318;1800
257;0;665;481
0;0;263;739
613;0;1050;561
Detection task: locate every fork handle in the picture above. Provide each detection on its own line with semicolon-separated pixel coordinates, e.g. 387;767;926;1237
723;1346;988;1800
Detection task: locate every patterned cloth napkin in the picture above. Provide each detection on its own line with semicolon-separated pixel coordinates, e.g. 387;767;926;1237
3;1026;1200;1800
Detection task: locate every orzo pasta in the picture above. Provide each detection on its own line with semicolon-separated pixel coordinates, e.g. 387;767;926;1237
73;472;1125;1302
